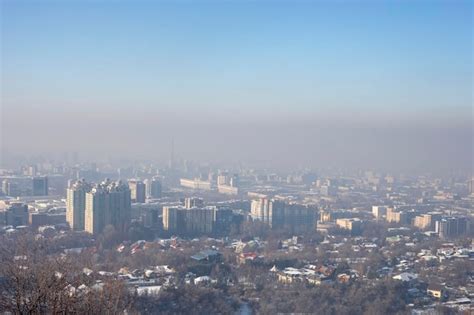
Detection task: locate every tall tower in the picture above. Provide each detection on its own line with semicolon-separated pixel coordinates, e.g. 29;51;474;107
84;180;131;235
85;186;108;235
129;179;146;203
146;178;162;198
66;180;91;230
108;181;132;233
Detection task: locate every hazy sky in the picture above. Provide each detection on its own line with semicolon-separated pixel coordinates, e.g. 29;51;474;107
1;0;472;171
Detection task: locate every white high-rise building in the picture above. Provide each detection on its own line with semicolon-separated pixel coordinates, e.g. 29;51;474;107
66;180;91;231
84;180;131;235
372;206;387;219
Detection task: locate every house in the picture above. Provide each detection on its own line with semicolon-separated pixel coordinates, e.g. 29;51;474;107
191;249;222;262
337;273;351;283
392;272;418;282
306;275;323;285
427;283;443;299
136;285;161;296
277;269;302;284
238;252;258;264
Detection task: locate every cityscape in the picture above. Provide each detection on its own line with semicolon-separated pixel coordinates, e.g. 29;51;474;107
0;1;472;315
0;157;472;314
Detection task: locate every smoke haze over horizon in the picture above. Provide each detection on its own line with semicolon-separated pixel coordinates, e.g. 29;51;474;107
1;1;472;172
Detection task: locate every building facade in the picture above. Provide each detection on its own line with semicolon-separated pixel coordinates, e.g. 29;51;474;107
413;213;441;231
84;180;131;235
180;178;212;190
372;206;387;219
66;180;91;230
32;176;48;196
146;178;162;198
251;198;316;233
163;206;237;236
4;203;29;227
129;180;146;203
436;217;469;239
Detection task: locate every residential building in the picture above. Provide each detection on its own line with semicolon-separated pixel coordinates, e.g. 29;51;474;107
413;213;441;231
30;212;67;228
184;197;204;209
386;207;415;225
145;178;162;198
336;218;362;235
250;198;316;233
372;206;387;219
2;179;19;196
84;180;131;235
4;203;29;227
163;205;238;236
129;180;146;203
32;176;48;196
217;184;239;195
66;180;91;231
427;284;443;299
436;217;469;239
180;178;212;190
320;210;351;222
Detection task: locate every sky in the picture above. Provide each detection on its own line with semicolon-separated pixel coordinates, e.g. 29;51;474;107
1;0;472;171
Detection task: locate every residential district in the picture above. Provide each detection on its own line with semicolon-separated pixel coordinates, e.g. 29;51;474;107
0;159;472;314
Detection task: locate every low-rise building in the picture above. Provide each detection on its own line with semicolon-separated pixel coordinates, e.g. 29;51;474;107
427;283;443;299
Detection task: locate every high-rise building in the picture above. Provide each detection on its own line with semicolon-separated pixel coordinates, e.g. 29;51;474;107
386;207;399;223
184;207;215;234
32;176;48;196
184;197;204;209
336;218;363;235
66;180;91;230
436;217;469;239
372;206;387;219
214;207;235;235
129;180;146;203
217;185;239;195
163;205;236;236
2;180;10;195
386;207;415;225
84;180;131;235
85;187;108;235
180;178;212;190
4;203;29;227
250;198;316;233
108;183;132;233
217;172;239;195
413;213;442;231
146;178;162;198
319;209;350;222
250;198;272;224
230;174;239;187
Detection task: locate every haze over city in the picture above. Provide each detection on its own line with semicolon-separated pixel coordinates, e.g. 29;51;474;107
2;1;472;171
0;1;473;314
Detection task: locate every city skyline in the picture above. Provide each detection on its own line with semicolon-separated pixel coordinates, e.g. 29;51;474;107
0;1;472;313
